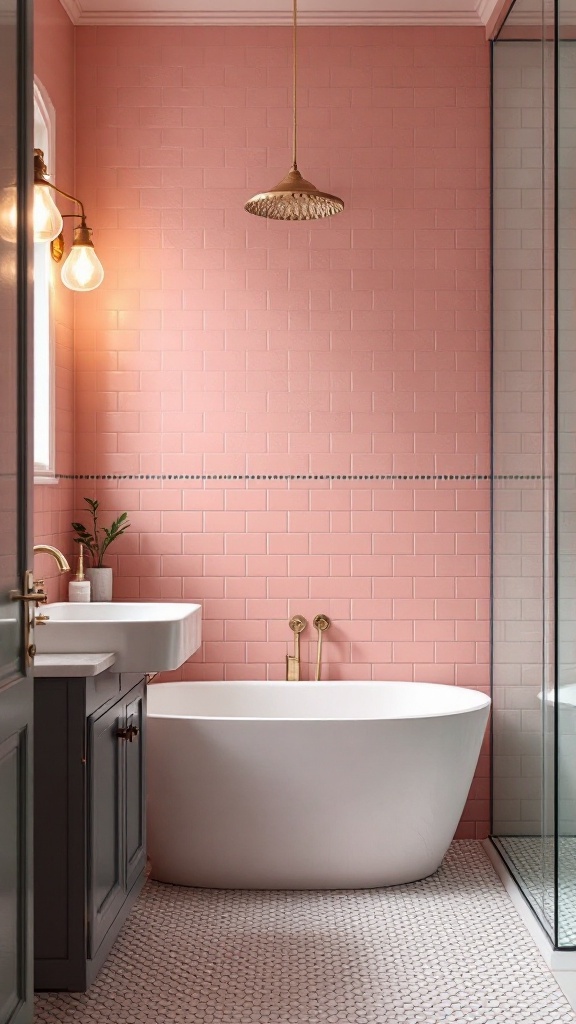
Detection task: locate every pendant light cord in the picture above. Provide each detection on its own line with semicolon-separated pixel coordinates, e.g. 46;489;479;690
292;0;298;171
244;0;343;218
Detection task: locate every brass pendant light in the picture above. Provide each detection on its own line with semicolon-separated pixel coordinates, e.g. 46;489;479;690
245;0;344;221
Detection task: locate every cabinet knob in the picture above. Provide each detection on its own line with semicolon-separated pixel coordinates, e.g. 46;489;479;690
117;724;139;742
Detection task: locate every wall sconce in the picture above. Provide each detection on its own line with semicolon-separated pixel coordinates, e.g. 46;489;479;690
0;158;62;244
33;153;63;243
34;149;104;292
0;186;18;244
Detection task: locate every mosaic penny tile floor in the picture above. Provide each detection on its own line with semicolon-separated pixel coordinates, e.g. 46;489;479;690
35;842;576;1024
496;835;576;947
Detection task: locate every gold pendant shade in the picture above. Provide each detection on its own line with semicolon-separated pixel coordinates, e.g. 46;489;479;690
245;167;344;221
245;0;344;222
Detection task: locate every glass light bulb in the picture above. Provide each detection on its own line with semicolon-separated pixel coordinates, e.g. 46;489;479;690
0;252;17;284
61;243;104;292
0;185;17;243
33;184;63;243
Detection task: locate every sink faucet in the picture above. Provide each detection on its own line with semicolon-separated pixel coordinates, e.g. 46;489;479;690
32;546;70;624
33;544;71;574
8;547;70;660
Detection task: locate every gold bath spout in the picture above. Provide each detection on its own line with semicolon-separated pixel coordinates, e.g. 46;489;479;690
287;614;307;681
313;614;331;681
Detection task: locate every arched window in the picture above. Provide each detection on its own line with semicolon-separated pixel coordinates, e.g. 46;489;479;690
34;80;56;479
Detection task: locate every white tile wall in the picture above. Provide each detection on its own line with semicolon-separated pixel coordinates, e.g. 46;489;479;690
493;43;554;829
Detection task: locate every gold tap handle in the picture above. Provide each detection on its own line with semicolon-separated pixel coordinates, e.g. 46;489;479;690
289;615;307;630
10;589;48;605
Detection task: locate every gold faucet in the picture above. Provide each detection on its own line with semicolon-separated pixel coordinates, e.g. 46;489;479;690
32;545;71;619
33;544;71;574
7;547;70;664
287;615;307;681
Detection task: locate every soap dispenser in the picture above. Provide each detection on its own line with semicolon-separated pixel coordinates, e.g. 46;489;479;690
68;544;91;603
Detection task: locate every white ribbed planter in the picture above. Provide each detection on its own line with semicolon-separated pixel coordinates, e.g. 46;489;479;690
85;567;113;602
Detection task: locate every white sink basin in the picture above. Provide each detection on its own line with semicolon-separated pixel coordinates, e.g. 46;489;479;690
35;602;202;674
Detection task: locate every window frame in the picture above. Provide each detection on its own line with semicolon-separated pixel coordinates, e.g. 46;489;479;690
33;78;57;483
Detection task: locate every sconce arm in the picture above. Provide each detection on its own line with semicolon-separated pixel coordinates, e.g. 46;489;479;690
34;149;87;222
60;211;88;226
46;183;86;223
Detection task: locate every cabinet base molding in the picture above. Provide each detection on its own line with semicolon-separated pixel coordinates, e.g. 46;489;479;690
34;873;145;992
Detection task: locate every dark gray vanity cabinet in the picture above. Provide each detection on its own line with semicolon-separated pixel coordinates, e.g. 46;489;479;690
34;671;147;991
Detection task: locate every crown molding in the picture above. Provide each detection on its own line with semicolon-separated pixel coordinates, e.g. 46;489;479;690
476;0;497;21
58;0;498;27
477;0;511;34
59;0;84;23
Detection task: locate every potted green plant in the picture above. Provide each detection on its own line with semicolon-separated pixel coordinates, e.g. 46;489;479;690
71;498;130;601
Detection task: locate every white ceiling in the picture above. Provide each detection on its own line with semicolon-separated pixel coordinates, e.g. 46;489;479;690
58;0;502;28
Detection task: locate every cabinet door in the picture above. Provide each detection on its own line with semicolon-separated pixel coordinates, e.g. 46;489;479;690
0;728;29;1024
88;703;125;958
124;686;146;894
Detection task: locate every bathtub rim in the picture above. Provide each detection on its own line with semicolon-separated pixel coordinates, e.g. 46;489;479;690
147;679;491;723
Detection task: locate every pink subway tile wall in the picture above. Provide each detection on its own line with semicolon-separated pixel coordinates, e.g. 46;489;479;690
71;25;491;836
33;0;75;599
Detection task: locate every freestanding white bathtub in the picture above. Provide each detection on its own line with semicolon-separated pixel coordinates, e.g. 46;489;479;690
147;681;490;889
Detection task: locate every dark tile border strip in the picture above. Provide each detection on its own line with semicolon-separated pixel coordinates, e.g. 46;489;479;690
57;473;545;482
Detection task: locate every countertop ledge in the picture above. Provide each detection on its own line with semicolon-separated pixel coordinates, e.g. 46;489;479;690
34;653;116;677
